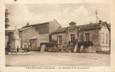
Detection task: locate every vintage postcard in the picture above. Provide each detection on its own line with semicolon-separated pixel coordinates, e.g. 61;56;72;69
0;0;115;72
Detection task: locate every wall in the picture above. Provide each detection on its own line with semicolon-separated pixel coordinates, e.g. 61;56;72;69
20;27;39;50
79;29;99;52
99;26;110;52
51;33;67;44
39;34;49;43
49;20;61;33
66;27;78;42
7;32;16;50
35;23;49;34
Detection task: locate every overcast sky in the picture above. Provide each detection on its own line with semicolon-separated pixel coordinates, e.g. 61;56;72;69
6;3;111;29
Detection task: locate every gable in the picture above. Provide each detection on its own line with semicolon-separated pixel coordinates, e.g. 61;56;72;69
99;25;109;34
20;27;39;40
100;23;110;32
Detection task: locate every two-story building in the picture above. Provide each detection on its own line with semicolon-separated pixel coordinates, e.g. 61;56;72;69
19;20;61;51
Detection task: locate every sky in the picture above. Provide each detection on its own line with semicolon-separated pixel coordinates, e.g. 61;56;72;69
6;3;111;30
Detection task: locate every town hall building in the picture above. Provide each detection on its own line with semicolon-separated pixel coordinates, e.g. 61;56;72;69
51;20;111;53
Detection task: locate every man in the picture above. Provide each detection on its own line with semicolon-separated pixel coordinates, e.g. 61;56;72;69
73;39;78;53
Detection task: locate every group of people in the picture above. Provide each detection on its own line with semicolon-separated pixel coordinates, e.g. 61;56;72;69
66;39;93;53
5;42;30;55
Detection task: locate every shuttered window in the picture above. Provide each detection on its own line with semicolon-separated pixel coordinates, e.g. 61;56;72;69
85;33;90;41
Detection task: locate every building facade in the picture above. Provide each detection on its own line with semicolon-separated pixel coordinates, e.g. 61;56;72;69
51;20;111;53
19;20;61;51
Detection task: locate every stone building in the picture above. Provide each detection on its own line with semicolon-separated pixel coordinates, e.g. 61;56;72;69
51;20;111;53
51;21;79;52
78;20;110;52
19;20;61;51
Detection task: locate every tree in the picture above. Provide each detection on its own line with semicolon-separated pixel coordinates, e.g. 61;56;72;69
5;9;10;29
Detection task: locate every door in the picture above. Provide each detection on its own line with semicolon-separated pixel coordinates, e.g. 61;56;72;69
30;39;38;50
70;34;75;42
40;44;46;52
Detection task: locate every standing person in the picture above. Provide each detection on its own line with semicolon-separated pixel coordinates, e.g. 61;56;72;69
17;46;19;52
70;40;73;52
28;42;30;52
24;44;27;52
73;39;78;53
6;42;10;54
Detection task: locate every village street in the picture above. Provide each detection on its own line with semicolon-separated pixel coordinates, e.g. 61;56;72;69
6;52;110;66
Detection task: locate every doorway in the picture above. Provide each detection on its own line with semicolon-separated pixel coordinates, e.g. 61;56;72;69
30;39;38;50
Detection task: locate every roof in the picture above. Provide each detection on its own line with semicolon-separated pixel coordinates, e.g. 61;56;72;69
5;30;14;35
19;22;49;32
78;23;100;31
78;22;110;31
22;21;50;28
5;30;14;33
51;21;111;34
51;27;67;34
20;22;50;34
20;20;61;34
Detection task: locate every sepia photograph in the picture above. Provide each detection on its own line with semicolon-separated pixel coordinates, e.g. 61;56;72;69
5;3;111;67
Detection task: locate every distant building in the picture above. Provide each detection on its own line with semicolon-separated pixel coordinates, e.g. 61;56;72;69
5;29;21;51
5;30;13;49
51;20;111;53
19;20;61;51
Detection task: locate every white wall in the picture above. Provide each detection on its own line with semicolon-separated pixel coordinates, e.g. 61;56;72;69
20;27;39;40
99;26;110;51
20;27;39;48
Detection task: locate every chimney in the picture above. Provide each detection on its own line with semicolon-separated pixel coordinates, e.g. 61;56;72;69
99;20;102;24
26;22;30;26
69;21;76;27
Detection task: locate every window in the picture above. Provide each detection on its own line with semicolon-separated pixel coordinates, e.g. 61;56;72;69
106;33;109;44
105;33;109;44
102;33;104;43
57;36;62;44
70;34;75;42
101;32;107;44
85;33;90;41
